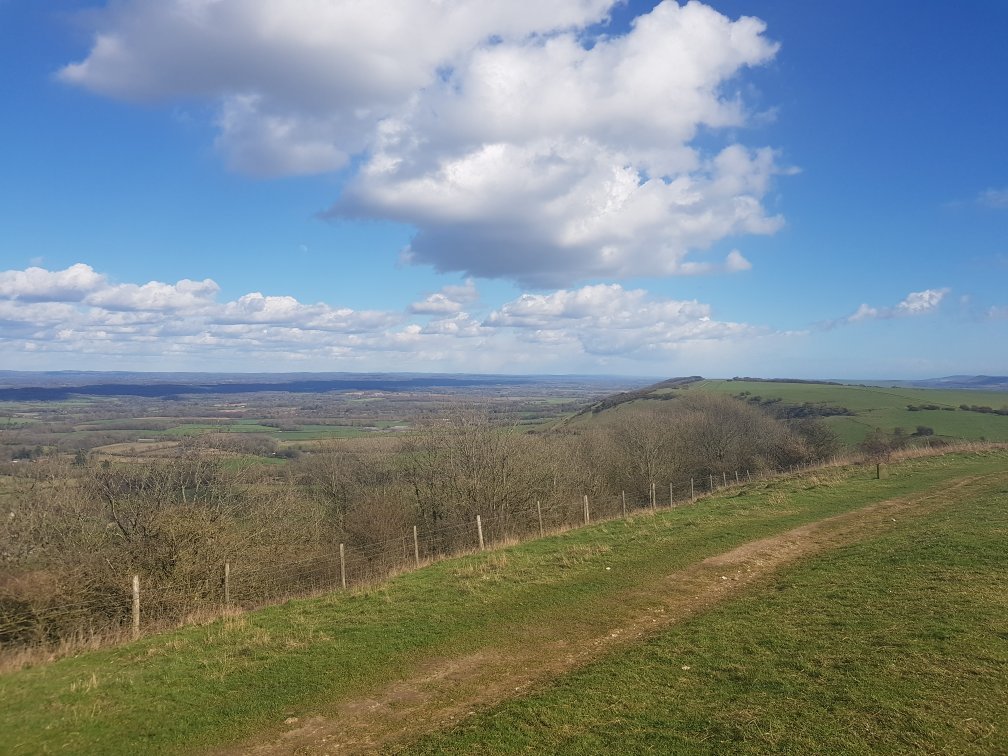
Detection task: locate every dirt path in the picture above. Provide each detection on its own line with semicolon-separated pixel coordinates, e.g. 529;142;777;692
219;475;985;755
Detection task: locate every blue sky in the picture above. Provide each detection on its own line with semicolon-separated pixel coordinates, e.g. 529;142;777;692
0;0;1005;377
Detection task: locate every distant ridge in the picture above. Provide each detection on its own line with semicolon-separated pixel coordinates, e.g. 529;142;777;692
0;372;651;402
730;377;843;385
0;377;532;402
853;376;1008;391
575;376;704;416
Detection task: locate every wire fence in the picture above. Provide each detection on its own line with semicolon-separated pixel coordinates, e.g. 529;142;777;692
1;442;998;662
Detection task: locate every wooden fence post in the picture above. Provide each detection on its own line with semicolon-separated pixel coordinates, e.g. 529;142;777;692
690;477;695;502
477;514;485;551
131;574;140;640
747;470;751;482
537;500;544;538
669;482;673;508
723;471;727;487
339;543;347;590
224;561;230;607
413;525;420;567
621;490;627;518
583;494;590;524
735;470;740;484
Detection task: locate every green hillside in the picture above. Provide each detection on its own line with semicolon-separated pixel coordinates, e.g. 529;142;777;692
407;458;1008;754
0;448;1005;754
574;378;1008;446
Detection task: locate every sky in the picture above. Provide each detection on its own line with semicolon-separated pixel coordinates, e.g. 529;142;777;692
0;0;1005;378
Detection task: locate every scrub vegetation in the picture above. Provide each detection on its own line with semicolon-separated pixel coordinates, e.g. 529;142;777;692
0;449;1003;754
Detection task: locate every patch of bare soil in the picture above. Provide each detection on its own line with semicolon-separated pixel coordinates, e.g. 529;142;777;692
218;476;983;755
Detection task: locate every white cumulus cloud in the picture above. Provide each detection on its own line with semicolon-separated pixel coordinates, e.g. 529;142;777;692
59;0;613;175
60;1;787;286
847;288;950;323
409;279;479;314
0;263;777;370
486;283;764;356
86;278;220;312
0;263;106;302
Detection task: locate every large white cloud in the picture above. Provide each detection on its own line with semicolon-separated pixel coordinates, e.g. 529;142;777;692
486;283;764;356
60;0;613;175
331;2;784;285
214;292;400;332
86;278;220;312
61;1;786;286
0;263;106;302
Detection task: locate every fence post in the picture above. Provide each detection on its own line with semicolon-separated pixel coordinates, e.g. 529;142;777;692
339;543;347;590
224;561;230;607
747;470;751;482
477;514;485;551
723;471;727;487
669;482;673;508
131;574;140;640
735;470;740;484
651;482;656;510
413;525;420;568
690;477;695;502
621;490;627;518
537;500;544;538
583;494;590;524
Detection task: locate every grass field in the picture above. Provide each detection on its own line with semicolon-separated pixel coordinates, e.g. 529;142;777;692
0;449;1005;753
155;420;395;440
406;460;1007;754
637;380;1008;445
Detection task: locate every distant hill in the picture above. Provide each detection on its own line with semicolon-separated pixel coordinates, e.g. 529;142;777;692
573;376;704;416
858;376;1008;391
570;377;1008;446
0;372;651;401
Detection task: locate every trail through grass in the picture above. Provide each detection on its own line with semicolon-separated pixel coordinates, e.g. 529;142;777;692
0;450;1004;754
405;465;1008;754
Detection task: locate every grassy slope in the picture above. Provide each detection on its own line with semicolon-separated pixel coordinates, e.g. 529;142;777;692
635;380;1008;445
0;451;1005;754
406;463;1008;754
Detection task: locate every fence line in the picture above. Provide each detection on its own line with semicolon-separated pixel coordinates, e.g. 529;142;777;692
3;441;1000;658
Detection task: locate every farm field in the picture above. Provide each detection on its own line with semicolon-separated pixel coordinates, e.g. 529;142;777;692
0;448;1004;754
596;379;1008;446
0;374;627;464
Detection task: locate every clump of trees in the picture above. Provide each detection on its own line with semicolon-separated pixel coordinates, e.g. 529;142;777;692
958;404;1008;416
1;395;838;649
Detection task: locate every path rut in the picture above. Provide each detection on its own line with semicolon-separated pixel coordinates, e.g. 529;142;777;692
218;474;987;755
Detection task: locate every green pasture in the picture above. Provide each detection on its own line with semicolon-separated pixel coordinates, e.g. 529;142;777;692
0;449;1004;754
408;459;1007;754
154;420;395;441
679;380;1008;445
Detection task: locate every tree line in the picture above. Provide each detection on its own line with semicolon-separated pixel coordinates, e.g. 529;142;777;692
1;394;838;649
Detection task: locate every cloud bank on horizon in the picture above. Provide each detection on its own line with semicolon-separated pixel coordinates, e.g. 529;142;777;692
0;263;779;370
59;0;785;287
